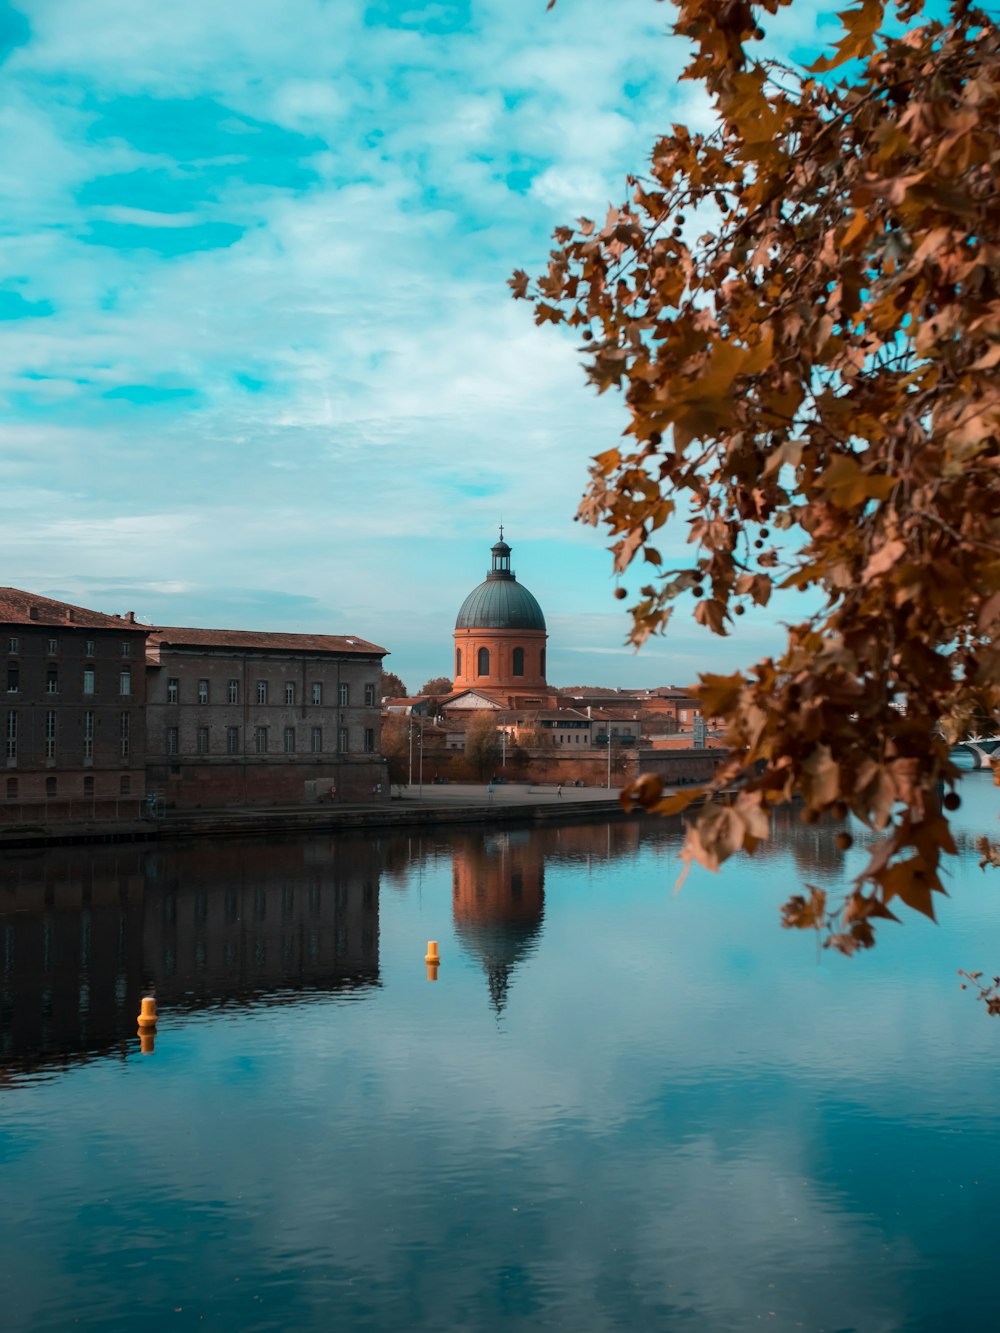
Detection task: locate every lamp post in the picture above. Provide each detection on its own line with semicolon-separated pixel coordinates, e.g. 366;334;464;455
418;717;424;796
607;731;612;789
408;713;414;789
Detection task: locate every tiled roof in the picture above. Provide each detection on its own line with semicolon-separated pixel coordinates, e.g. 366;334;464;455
148;626;386;656
0;587;149;632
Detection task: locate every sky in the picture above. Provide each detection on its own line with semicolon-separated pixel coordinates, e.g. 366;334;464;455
0;0;851;691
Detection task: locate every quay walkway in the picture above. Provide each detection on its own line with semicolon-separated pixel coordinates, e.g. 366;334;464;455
0;782;633;850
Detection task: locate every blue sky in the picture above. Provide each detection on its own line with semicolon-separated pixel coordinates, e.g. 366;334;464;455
0;0;848;691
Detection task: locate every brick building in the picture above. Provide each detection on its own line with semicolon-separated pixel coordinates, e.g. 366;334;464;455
451;531;556;708
1;588;149;820
145;626;388;808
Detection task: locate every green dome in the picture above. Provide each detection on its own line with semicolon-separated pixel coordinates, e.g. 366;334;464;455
455;533;546;632
455;578;546;632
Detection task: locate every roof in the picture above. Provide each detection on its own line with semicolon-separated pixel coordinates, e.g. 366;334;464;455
148;627;387;656
0;587;149;632
455;579;546;632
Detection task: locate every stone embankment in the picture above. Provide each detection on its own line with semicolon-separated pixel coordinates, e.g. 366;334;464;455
0;782;631;849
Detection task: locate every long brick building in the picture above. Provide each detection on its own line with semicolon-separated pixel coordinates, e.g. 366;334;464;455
2;588;388;821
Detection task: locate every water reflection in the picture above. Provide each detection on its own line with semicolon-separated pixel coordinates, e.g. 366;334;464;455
0;836;383;1079
2;780;1000;1332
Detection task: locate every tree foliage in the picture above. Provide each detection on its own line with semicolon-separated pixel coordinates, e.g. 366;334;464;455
381;671;408;700
517;0;1000;952
381;716;411;785
420;676;454;696
465;713;503;779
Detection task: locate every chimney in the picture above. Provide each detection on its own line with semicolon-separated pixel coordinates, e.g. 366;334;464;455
66;608;75;623
28;606;38;620
125;611;136;623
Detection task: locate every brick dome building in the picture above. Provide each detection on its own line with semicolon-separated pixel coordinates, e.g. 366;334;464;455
452;532;549;702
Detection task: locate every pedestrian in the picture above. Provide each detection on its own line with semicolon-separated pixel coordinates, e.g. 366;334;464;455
487;782;495;802
556;784;562;798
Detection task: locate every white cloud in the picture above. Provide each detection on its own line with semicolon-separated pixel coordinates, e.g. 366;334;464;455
0;0;836;687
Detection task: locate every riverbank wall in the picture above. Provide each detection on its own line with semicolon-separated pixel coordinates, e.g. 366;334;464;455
0;787;632;849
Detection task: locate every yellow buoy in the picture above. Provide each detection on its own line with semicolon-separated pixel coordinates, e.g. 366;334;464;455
138;1027;156;1055
137;995;158;1027
425;940;440;965
426;962;440;982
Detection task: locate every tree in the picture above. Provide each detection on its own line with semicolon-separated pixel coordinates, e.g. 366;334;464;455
465;713;503;780
381;671;407;700
420;676;454;697
380;716;411;785
516;0;1000;954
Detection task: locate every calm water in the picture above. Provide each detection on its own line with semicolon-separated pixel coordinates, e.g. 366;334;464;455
2;778;1000;1332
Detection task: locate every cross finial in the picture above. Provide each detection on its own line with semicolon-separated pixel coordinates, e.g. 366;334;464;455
499;522;504;540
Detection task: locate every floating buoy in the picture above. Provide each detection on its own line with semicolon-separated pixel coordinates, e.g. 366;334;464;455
137;995;158;1028
426;962;440;982
425;941;440;965
138;1026;155;1055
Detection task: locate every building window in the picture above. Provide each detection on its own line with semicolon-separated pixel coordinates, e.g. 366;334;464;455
257;680;268;705
167;678;179;704
456;648;462;677
198;679;209;704
120;712;130;758
310;726;322;753
121;641;131;658
85;639;94;656
83;710;94;760
6;776;16;798
166;727;179;755
228;679;239;704
339;682;350;707
540;647;546;677
255;726;268;754
46;665;58;694
197;726;209;755
513;647;525;677
83;667;95;695
8;637;18;654
312;682;322;705
45;710;56;760
364;683;375;707
47;638;58;655
6;664;18;693
339;727;348;753
120;775;131;795
364;727;374;753
477;647;490;677
285;682;295;706
284;726;296;754
5;710;16;761
45;775;57;797
84;775;94;796
226;726;240;754
120;668;131;696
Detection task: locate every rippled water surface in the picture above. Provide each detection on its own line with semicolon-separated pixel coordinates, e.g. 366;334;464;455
3;777;1000;1332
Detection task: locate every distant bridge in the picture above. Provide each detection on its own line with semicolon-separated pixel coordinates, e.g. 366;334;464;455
951;736;1000;770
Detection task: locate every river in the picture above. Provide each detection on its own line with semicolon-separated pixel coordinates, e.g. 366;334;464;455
2;774;999;1331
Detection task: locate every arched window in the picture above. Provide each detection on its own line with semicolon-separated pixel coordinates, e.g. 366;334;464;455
512;647;524;677
456;648;462;677
477;647;490;677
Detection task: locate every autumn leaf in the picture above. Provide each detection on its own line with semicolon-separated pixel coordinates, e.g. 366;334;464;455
518;0;1000;967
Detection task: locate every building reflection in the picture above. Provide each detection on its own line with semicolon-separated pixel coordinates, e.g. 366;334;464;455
451;829;545;1015
0;835;383;1080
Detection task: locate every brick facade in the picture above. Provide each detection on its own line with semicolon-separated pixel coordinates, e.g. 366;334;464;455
145;627;389;809
2;589;149;821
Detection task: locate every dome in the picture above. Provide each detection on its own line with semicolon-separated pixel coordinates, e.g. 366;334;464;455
455;532;546;631
455;578;546;632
